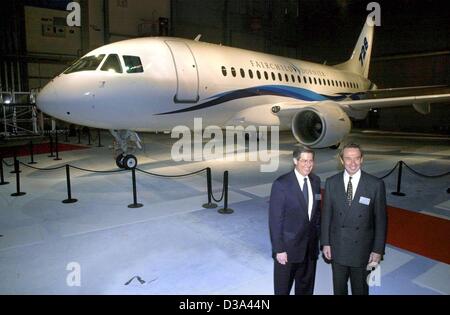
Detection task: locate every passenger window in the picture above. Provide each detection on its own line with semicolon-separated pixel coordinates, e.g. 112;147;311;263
101;54;123;73
231;67;237;77
240;68;245;78
257;71;261;80
249;69;254;79
123;55;144;73
264;71;269;80
285;74;289;82
222;66;227;76
278;73;282;81
271;72;276;81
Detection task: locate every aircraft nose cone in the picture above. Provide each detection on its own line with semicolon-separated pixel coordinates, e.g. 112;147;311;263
36;80;60;117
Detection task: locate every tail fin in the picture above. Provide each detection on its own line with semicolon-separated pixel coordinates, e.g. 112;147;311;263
334;18;374;78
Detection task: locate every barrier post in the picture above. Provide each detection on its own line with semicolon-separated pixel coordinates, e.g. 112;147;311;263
218;171;233;214
10;151;18;174
87;129;92;145
203;167;218;209
11;159;26;197
77;128;81;144
54;131;62;161
128;168;143;208
392;161;406;197
62;165;77;204
28;141;37;165
48;134;55;157
97;129;104;147
0;157;10;185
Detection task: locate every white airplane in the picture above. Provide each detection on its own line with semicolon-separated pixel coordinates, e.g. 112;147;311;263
37;17;450;169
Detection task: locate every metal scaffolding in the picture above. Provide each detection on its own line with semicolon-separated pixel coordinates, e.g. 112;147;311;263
0;90;42;139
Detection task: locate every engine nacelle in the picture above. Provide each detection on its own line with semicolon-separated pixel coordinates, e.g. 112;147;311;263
291;101;351;148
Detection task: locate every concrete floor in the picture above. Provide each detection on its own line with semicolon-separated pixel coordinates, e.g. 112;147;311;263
0;130;449;294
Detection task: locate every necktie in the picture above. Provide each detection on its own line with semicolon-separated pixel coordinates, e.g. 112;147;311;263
346;177;353;206
303;178;309;217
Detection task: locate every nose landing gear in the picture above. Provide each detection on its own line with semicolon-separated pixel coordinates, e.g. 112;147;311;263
111;130;142;169
116;154;138;169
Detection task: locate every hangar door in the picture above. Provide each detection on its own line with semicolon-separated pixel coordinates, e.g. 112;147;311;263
165;41;199;103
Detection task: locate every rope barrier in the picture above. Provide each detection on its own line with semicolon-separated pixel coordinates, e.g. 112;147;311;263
402;162;450;178
4;138;445;209
211;180;225;203
2;159;14;167
19;161;66;172
69;165;127;174
377;162;400;180
136;167;207;178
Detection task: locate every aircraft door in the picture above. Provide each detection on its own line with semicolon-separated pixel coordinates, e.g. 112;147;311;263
165;40;199;103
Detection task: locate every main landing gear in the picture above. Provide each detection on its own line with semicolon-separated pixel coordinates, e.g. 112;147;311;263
110;130;142;169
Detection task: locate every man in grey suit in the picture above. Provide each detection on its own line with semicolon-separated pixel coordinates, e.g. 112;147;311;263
321;143;387;295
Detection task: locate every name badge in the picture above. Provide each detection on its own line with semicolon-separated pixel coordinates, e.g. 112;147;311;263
359;196;371;206
315;194;322;201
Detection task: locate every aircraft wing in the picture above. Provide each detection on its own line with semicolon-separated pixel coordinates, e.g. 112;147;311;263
273;91;450;119
339;93;450;114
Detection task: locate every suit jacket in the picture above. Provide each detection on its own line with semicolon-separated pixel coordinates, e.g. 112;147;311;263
321;171;387;267
269;171;321;263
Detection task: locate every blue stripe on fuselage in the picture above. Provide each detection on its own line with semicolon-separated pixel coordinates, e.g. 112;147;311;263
156;85;357;115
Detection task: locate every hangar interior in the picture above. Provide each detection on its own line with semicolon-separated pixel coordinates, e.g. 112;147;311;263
0;0;449;295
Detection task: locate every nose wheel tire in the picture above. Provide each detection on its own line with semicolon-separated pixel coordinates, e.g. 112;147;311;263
116;154;125;169
116;154;138;169
124;155;137;169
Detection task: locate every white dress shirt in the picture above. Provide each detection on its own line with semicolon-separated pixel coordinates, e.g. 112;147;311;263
294;169;313;220
343;169;361;200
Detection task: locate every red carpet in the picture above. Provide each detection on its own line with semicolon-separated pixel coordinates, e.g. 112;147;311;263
387;206;450;264
1;143;89;158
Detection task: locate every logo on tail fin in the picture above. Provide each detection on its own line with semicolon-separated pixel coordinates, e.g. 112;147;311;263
359;37;369;66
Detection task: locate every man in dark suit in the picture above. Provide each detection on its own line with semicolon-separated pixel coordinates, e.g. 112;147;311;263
321;143;387;295
269;147;321;295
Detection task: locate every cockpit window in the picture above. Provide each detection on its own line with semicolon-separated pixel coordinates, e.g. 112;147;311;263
64;54;106;74
101;54;123;73
123;56;144;73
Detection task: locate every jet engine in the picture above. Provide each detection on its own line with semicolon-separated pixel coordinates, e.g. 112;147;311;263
291;101;351;148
